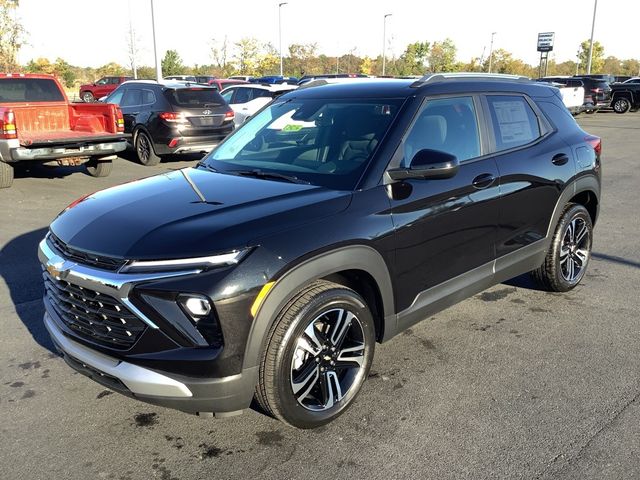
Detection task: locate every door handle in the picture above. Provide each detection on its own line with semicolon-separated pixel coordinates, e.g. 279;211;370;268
472;173;496;189
552;153;569;166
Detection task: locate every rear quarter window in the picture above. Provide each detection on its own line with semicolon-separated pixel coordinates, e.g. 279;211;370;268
164;88;225;107
486;95;541;152
0;78;64;103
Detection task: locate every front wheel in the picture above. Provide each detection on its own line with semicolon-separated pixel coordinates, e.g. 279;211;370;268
256;280;375;428
613;97;631;114
532;204;593;292
81;91;95;103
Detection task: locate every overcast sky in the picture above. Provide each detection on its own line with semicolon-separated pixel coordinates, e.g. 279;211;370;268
17;0;635;69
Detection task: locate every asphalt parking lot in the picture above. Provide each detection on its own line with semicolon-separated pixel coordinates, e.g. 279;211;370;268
1;113;639;480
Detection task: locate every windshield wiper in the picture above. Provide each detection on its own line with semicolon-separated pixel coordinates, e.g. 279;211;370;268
228;169;310;185
196;162;218;172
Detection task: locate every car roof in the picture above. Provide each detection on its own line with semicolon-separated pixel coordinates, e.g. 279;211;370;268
282;74;553;100
224;83;296;92
120;79;219;90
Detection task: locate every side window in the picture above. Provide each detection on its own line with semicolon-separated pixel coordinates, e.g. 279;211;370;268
95;77;108;85
141;89;156;105
108;77;120;85
403;96;480;166
107;88;125;105
233;88;253;104
486;95;541;152
121;88;142;107
252;89;272;99
220;88;235;103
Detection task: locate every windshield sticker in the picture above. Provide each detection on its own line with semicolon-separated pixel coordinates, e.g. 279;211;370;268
282;124;304;132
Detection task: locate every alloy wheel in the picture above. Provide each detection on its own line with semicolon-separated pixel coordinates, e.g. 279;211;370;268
560;217;590;282
290;308;365;412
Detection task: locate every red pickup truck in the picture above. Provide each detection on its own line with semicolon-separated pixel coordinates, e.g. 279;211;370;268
0;73;128;188
79;76;132;103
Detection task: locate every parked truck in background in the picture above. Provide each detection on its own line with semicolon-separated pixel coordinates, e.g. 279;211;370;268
0;73;128;188
79;76;132;103
610;81;640;113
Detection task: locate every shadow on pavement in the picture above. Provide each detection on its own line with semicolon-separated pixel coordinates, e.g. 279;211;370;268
592;252;640;269
0;227;55;353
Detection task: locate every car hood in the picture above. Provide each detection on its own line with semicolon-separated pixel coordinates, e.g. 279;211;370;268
50;168;351;260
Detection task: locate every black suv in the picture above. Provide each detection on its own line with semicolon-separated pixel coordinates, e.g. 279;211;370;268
104;80;234;166
40;75;601;428
573;76;612;112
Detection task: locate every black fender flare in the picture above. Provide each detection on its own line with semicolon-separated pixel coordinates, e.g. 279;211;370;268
241;245;395;370
543;175;600;250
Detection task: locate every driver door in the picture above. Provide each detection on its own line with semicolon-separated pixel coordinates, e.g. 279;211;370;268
388;95;500;317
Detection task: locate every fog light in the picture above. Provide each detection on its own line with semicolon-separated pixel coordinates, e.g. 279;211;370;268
182;295;211;318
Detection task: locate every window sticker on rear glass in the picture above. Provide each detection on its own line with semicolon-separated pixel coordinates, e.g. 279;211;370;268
492;101;533;144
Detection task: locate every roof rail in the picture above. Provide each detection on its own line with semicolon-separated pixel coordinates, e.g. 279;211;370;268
410;72;531;88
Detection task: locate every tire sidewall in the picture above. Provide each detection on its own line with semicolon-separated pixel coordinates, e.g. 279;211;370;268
272;289;375;428
135;131;159;166
614;98;630;114
550;205;593;290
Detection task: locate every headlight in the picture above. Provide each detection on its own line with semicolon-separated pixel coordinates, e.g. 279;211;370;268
120;249;249;273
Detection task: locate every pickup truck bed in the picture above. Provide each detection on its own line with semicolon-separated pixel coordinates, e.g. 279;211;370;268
0;74;128;188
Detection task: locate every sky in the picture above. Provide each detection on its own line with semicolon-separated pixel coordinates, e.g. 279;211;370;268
16;0;637;70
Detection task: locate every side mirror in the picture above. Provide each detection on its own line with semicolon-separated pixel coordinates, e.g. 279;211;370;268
387;149;459;181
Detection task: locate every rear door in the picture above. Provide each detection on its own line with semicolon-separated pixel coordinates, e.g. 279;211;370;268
119;87;143;132
483;94;576;259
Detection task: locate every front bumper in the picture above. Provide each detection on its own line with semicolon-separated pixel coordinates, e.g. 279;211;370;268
1;139;127;163
45;308;257;415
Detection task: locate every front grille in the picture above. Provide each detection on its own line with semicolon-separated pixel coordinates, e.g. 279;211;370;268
43;270;146;349
48;234;125;271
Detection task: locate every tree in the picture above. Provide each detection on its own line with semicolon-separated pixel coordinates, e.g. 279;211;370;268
210;36;233;77
0;0;26;71
95;62;126;78
428;39;457;73
288;43;318;77
398;41;430;75
233;38;260;74
577;40;604;74
161;50;185;76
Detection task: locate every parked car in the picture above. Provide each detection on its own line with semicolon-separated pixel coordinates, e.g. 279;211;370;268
164;75;197;82
574;73;615;85
0;73;127;188
207;78;247;91
251;75;299;84
79;76;132;103
39;74;601;428
614;76;633;83
220;83;297;126
297;73;368;85
103;80;234;165
228;75;255;82
621;77;640;84
610;80;640;113
536;77;585;115
573;76;612;112
195;76;217;85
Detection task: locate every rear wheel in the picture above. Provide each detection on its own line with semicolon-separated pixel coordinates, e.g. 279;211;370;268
613;97;631;114
0;161;14;188
135;131;161;166
532;204;593;292
81;91;95;103
85;158;113;177
256;280;375;428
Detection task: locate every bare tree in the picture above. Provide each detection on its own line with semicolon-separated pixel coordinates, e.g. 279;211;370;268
0;0;26;71
210;36;230;76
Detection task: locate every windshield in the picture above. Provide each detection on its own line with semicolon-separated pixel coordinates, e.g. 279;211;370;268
164;88;225;107
202;97;403;190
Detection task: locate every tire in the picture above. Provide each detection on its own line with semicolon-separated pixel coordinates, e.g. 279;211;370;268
256;280;375;429
0;161;14;188
135;131;161;166
85;158;113;177
585;109;596;114
613;97;631;114
81;91;95;103
532;204;593;292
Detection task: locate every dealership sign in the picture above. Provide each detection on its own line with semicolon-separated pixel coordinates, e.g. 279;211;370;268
537;32;555;52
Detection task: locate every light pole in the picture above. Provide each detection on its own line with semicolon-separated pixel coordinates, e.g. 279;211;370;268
128;0;137;79
488;32;497;73
587;0;598;74
278;2;288;77
150;0;162;81
382;13;392;76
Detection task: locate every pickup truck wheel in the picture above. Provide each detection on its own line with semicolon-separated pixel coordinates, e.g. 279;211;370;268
532;204;592;292
81;91;94;103
255;280;375;429
135;131;161;166
86;159;113;177
0;161;14;188
613;97;631;114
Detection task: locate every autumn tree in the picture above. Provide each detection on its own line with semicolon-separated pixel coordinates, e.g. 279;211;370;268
398;41;430;75
161;50;185;76
210;36;233;77
233;38;260;74
428;39;456;73
0;0;25;71
577;40;604;74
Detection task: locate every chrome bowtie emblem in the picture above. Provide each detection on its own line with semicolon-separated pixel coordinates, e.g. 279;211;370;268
46;255;74;280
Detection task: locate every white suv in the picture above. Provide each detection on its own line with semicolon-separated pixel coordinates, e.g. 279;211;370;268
220;84;296;126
